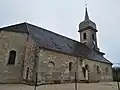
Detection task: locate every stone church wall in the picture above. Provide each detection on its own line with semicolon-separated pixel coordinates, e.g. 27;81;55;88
0;31;28;83
0;30;112;84
79;58;113;82
37;49;78;84
37;49;112;84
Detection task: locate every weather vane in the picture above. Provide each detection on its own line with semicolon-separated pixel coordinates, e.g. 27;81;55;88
84;0;88;8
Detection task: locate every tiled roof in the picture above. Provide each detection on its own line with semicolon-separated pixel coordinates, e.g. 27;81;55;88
0;22;112;64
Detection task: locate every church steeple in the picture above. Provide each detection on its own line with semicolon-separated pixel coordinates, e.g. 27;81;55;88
85;8;89;21
78;8;99;51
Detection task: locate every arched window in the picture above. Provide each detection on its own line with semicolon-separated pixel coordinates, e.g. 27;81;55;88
80;59;83;65
82;64;89;78
26;67;29;80
8;50;16;64
83;33;87;40
92;34;95;40
85;64;89;70
96;66;100;74
48;61;55;69
69;62;72;71
82;67;86;78
106;67;108;75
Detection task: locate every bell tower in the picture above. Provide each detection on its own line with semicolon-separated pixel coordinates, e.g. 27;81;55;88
78;8;99;51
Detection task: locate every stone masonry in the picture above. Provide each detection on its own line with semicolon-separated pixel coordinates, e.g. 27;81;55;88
34;49;113;84
0;31;27;83
0;30;113;85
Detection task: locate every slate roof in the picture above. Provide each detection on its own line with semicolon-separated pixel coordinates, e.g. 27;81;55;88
0;22;112;64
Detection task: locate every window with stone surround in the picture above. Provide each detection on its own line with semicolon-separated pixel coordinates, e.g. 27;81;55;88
48;61;55;69
92;34;95;40
80;59;84;67
83;33;87;40
106;67;108;75
69;62;72;71
96;66;100;74
85;64;89;70
26;67;29;80
8;50;16;64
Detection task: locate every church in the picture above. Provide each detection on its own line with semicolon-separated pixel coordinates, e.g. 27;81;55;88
0;8;113;85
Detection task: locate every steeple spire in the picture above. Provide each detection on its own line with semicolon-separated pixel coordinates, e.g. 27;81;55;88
79;5;99;51
85;7;89;21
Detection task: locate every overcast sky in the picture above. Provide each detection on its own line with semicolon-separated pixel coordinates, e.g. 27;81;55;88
0;0;120;65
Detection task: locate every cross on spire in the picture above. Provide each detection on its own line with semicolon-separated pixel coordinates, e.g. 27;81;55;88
84;0;89;21
84;0;88;8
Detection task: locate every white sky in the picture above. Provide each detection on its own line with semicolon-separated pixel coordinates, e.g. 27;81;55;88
0;0;120;65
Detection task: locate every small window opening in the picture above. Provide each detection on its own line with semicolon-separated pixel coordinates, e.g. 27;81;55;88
69;62;72;71
80;59;83;65
48;61;55;68
92;34;95;40
82;67;86;78
26;67;29;80
106;68;108;75
96;66;100;74
85;64;89;70
83;33;87;40
8;50;16;64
